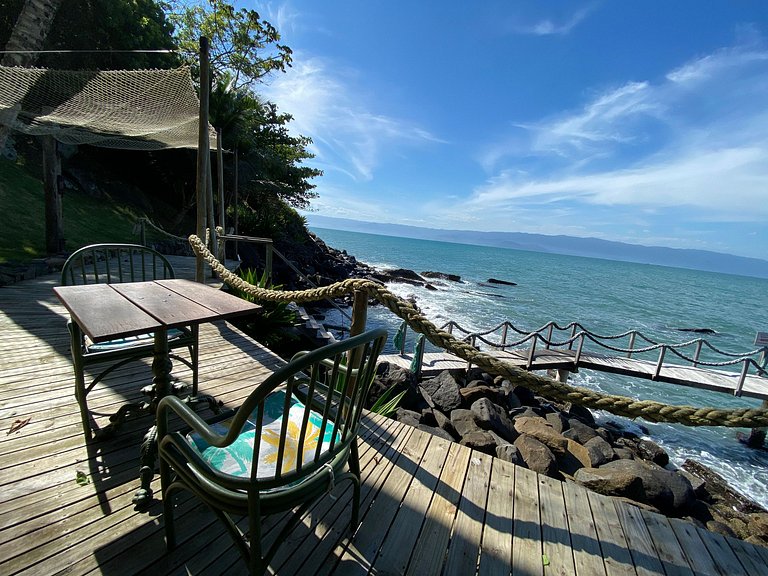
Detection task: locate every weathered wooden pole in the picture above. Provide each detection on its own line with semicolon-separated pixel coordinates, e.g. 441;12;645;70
195;36;210;283
216;128;225;261
234;146;239;257
42;135;63;254
347;289;369;378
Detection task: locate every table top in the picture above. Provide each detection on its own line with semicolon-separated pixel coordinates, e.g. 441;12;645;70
54;279;261;343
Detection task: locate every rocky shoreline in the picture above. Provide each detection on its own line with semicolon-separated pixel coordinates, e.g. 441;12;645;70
282;235;768;547
370;362;768;547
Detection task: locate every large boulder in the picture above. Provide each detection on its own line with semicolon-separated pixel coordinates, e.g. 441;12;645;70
496;443;525;466
575;460;694;514
450;409;480;438
514;435;558;477
556;439;592;476
514;417;568;455
460;430;498;455
370;362;416;407
420;371;463;413
637;439;669;467
562;419;598;445
584;436;616;467
471;397;518;443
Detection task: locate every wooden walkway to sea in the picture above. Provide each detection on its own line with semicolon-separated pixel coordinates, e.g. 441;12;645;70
2;261;767;575
381;348;768;401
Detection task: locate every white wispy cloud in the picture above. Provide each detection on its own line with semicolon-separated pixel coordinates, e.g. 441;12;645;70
511;5;595;36
469;39;768;225
260;56;441;182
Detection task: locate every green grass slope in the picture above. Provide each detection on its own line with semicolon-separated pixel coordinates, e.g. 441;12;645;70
0;159;140;263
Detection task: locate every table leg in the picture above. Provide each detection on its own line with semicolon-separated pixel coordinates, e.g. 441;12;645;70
132;327;172;508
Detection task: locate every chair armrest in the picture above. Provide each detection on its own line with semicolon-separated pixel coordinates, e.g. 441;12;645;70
157;396;240;449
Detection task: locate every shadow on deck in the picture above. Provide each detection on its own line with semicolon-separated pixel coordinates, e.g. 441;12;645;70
1;262;767;575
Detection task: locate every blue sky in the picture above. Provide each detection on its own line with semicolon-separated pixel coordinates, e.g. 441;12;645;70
252;1;768;259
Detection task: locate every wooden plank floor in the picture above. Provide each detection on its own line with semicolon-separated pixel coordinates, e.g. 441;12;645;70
381;346;768;401
2;267;767;575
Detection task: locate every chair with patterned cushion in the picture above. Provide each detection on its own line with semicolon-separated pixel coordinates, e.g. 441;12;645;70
61;243;199;439
156;327;387;575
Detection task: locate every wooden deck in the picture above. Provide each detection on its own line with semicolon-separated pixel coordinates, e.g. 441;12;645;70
2;266;768;575
381;347;768;401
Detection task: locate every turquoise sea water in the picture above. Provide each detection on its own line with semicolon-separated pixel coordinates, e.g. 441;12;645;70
311;226;768;507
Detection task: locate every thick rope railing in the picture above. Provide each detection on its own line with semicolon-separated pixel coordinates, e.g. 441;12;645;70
190;234;768;428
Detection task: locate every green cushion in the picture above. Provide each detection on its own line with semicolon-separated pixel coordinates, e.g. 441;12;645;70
86;328;186;352
187;390;336;480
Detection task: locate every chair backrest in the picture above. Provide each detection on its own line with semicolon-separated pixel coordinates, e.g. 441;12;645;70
61;243;175;286
217;328;388;491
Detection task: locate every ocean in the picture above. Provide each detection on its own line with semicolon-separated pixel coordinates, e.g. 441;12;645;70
311;226;768;508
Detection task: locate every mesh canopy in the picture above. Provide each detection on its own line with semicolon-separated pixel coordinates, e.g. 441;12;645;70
0;65;217;150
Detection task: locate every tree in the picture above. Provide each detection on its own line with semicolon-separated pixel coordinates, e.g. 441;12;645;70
163;0;292;89
0;0;64;150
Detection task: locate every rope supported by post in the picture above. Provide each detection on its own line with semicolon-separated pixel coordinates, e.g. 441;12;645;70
189;234;768;428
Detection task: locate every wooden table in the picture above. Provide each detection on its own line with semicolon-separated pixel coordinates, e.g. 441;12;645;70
54;278;261;507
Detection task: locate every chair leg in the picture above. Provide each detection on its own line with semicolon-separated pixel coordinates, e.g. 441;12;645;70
159;459;176;550
70;323;92;440
190;325;199;396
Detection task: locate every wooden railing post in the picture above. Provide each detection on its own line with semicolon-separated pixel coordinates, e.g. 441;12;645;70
349;289;368;337
569;324;578;350
627;331;636;359
526;334;537;370
265;243;273;282
501;322;508;350
692;340;703;367
653;346;666;380
545;323;553;350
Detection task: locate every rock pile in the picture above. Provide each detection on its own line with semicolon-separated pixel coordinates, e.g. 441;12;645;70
371;362;768;546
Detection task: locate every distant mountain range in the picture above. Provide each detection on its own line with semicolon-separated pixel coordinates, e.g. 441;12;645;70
306;215;768;279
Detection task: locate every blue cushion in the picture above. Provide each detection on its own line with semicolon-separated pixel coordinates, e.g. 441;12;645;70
187;390;336;480
86;328;187;352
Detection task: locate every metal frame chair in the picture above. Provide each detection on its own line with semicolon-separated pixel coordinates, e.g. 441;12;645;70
157;328;387;575
60;243;199;439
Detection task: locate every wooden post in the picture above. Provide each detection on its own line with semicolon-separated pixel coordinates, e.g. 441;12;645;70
217;128;225;261
42;135;64;254
234;145;239;258
746;336;768;448
195;36;210;283
349;289;368;337
206;157;217;279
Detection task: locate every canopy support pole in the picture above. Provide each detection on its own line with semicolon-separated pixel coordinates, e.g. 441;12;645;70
195;36;210;283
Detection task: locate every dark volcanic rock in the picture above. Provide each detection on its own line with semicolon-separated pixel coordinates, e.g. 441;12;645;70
420;371;463;412
496;443;525;466
584;436;616;467
563;419;598;445
514;435;558;476
637;439;669;467
450;409;480;438
576;460;694;514
460;431;499;455
471;397;518;443
421;271;461;282
487;278;517;286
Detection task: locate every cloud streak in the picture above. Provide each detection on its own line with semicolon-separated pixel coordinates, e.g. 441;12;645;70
261;56;441;182
468;39;768;226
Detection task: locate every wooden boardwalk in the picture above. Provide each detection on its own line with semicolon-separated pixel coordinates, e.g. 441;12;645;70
381;347;768;401
2;265;768;575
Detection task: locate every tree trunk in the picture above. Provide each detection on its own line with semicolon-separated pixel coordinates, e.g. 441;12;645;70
0;0;64;150
42;135;64;254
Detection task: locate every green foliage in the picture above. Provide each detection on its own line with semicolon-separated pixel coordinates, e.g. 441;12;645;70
369;385;407;417
231;267;299;349
1;0;179;70
232;196;308;243
163;0;292;89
